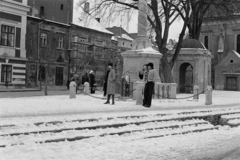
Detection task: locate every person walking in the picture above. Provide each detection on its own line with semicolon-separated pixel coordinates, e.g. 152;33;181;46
89;70;96;94
143;62;158;108
103;63;116;105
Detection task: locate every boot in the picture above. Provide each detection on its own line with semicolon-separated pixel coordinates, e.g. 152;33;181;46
104;95;110;104
112;94;115;105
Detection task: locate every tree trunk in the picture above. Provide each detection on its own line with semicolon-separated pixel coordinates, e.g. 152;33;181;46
160;54;173;83
44;69;48;96
39;66;42;91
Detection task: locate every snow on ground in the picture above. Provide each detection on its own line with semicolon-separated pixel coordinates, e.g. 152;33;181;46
0;90;240;160
1;126;240;160
0;90;240;119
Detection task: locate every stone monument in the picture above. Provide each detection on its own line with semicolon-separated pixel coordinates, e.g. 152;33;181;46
121;0;162;99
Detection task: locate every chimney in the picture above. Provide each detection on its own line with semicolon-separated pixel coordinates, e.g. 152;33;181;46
39;6;45;19
84;2;90;13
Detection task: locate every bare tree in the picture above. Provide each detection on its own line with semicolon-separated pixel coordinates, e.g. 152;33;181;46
39;32;58;95
180;0;240;40
76;0;191;82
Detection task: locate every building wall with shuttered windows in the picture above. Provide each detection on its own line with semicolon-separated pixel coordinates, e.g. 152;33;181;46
0;0;30;88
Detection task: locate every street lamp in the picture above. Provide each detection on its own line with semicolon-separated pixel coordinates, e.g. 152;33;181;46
67;49;72;89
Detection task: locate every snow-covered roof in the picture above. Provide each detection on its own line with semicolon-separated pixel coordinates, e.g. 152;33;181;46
72;2;113;35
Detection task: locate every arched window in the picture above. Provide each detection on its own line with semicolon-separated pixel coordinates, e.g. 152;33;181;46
237;34;240;53
204;36;208;49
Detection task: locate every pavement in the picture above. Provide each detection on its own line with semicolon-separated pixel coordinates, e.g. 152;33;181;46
0;85;74;98
0;85;68;92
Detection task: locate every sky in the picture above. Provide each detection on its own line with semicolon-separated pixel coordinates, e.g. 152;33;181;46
73;0;183;41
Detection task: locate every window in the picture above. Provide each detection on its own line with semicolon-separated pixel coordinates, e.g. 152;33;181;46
237;34;240;53
204;36;208;49
78;37;87;43
1;25;15;47
78;44;86;50
57;36;64;49
61;4;64;10
95;46;103;53
95;39;103;46
1;65;12;82
40;33;47;46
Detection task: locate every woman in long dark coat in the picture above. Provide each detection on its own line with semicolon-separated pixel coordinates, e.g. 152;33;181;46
104;63;116;105
89;70;96;94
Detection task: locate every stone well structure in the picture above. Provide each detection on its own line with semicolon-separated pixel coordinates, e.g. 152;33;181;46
169;39;213;93
121;0;162;99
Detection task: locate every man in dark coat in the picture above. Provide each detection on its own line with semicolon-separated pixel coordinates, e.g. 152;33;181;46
82;72;89;85
103;63;116;105
89;70;96;94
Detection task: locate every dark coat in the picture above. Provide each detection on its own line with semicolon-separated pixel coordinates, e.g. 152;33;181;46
106;69;116;95
103;70;110;96
82;74;89;85
89;73;96;87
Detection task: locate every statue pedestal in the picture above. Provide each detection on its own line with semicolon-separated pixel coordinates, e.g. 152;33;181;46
121;41;162;99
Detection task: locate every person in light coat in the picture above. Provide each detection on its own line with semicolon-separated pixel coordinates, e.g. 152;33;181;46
104;63;116;105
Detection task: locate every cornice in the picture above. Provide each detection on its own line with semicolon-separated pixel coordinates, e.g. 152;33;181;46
0;0;30;12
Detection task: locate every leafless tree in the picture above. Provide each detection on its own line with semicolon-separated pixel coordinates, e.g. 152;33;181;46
39;32;59;95
76;0;191;82
179;0;240;40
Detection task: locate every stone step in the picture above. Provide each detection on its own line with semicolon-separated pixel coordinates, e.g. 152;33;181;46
219;113;240;126
0;120;213;147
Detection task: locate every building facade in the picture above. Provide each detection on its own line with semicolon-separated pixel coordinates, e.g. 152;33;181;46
25;0;73;88
0;0;30;89
26;17;70;87
27;0;73;24
106;27;133;52
70;24;123;88
200;17;240;91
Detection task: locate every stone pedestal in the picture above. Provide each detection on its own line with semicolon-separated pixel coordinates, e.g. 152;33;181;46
193;85;199;100
83;82;90;94
136;81;144;105
121;46;162;99
169;83;177;99
205;86;213;105
69;81;76;99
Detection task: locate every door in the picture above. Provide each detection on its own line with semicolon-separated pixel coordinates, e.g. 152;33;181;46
55;67;63;85
226;77;237;91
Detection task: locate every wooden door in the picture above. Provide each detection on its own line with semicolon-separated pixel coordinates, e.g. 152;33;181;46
55;67;63;86
226;77;237;91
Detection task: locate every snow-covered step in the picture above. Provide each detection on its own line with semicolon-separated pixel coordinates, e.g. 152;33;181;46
227;119;240;127
0;119;213;147
219;113;240;126
2;108;240;136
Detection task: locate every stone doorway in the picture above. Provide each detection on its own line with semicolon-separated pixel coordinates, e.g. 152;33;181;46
226;76;237;91
179;63;193;93
55;67;63;86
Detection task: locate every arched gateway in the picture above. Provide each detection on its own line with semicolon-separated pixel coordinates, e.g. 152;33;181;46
179;63;193;93
169;39;213;93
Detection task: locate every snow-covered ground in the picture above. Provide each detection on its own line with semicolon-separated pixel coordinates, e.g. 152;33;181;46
1;126;240;160
1;90;240;119
0;90;240;160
